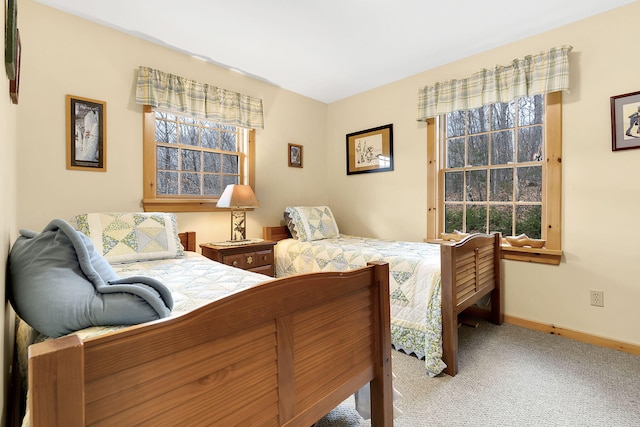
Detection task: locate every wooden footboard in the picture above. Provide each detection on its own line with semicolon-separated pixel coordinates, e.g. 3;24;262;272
262;226;503;377
440;232;503;376
28;262;393;427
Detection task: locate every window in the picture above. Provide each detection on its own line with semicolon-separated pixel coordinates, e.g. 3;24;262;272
427;92;562;265
142;106;255;212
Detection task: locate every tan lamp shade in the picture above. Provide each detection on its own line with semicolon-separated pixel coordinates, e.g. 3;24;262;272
216;185;259;208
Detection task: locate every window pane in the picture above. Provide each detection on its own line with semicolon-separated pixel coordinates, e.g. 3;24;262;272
181;149;201;172
221;131;237;151
489;204;513;237
180;172;201;195
157;171;179;194
466;205;487;234
204;174;222;196
491;130;514;165
445;171;464;201
201;127;219;149
180;115;198;125
491;101;515;130
518;95;543;126
468;105;489;135
444;204;463;232
446;138;465;168
517;126;543;163
203;152;220;172
466;170;487;202
468;134;488;166
179;124;198;146
155;119;177;144
157;146;179;170
200;119;218;128
223;154;239;174
155;111;176;121
516;205;542;239
223;175;239;188
446;111;466;138
490;168;513;202
516;166;542;202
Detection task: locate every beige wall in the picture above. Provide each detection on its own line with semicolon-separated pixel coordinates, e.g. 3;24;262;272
327;2;640;345
16;0;329;245
7;1;640;418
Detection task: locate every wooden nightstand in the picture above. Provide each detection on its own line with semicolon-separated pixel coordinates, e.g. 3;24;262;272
200;241;277;277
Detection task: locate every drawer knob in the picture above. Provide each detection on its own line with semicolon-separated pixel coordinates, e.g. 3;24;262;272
263;255;268;261
232;260;238;266
247;256;254;265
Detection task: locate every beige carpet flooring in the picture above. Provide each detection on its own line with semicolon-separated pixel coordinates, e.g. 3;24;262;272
316;321;640;426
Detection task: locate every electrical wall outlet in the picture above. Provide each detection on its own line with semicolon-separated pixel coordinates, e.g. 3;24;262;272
590;290;604;307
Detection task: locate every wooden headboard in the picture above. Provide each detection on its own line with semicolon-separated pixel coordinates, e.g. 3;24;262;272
178;231;196;252
262;226;292;242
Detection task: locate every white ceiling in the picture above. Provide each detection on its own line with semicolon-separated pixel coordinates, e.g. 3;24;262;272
35;0;636;103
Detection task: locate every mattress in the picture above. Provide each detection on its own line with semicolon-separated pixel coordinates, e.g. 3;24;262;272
274;235;447;376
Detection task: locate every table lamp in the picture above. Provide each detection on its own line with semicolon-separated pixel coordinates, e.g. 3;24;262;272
216;184;259;241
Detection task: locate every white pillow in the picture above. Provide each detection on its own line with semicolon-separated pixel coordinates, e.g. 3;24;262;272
72;212;184;263
284;206;339;242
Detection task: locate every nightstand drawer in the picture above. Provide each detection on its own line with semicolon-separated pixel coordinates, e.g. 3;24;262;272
222;253;253;269
255;249;273;267
199;241;277;277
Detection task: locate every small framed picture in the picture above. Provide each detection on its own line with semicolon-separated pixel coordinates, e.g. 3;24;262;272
66;95;107;171
346;124;393;175
288;143;303;168
611;90;640;151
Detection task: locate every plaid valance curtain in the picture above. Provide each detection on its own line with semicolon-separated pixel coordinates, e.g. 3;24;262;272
135;66;264;129
417;45;573;120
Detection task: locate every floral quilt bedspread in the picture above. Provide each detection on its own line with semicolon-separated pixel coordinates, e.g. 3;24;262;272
275;235;447;376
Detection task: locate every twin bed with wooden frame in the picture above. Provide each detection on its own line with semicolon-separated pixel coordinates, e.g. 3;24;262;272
17;231;394;427
263;225;504;377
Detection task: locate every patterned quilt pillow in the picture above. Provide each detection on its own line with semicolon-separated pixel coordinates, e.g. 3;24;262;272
284;206;339;242
71;212;184;263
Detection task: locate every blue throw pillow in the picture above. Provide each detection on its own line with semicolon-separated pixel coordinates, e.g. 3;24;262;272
8;219;173;338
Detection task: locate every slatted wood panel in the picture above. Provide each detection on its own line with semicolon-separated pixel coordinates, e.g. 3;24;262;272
84;325;278;425
440;233;503;376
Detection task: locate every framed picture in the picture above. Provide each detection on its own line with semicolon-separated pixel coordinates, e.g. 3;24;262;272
9;29;20;104
346;124;393;175
4;0;17;81
66;95;107;171
611;90;640;151
288;143;303;168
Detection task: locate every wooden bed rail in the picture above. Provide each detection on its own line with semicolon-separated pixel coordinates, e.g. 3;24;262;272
28;262;393;427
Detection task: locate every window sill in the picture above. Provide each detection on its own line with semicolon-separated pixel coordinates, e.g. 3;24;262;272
142;199;256;213
501;245;562;265
425;238;562;265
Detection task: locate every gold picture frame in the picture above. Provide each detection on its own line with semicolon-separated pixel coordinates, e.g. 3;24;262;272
346;124;393;175
288;143;303;168
66;95;107;171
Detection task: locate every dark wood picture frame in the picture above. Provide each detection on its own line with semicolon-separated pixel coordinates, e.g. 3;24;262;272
4;0;17;80
288;143;303;168
346;124;393;175
66;95;107;171
9;28;20;104
611;90;640;151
